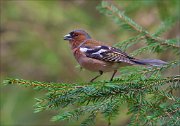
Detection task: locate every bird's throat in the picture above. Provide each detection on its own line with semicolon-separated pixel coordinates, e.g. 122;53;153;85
70;39;86;50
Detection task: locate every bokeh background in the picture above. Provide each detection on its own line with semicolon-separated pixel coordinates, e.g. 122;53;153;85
1;0;179;126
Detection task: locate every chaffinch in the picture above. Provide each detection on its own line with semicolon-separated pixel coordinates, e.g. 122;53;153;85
64;29;166;82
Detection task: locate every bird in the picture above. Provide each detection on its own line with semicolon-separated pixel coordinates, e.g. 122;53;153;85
64;29;167;82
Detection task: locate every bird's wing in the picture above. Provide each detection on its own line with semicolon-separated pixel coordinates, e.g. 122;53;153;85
79;45;135;64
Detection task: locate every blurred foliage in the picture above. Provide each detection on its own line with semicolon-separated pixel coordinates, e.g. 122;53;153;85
0;0;180;126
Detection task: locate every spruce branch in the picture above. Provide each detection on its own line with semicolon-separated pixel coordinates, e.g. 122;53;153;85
114;34;145;51
3;78;89;92
3;72;180;125
98;1;180;51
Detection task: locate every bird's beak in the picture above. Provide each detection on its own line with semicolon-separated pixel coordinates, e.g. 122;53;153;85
64;34;72;40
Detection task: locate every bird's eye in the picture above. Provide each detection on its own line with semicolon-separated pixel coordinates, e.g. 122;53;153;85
74;34;79;36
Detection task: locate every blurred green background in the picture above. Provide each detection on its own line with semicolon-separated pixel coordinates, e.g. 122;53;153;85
1;0;179;126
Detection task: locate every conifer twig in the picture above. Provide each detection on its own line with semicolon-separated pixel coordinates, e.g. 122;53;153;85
101;1;180;49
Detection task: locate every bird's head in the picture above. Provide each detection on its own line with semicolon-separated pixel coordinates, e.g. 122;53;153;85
64;29;91;42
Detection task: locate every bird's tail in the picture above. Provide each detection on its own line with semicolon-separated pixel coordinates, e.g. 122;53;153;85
132;59;167;66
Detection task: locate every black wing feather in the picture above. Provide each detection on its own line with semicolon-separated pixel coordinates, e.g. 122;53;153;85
83;46;135;64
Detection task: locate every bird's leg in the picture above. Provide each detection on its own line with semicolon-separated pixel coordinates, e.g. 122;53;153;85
110;70;117;81
90;70;103;82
